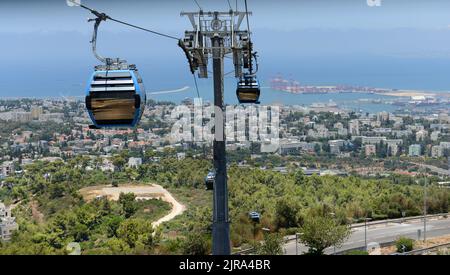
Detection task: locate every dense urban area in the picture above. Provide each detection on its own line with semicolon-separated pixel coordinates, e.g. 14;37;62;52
0;97;449;255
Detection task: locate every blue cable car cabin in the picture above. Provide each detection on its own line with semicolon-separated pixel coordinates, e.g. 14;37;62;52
85;66;146;128
236;74;261;104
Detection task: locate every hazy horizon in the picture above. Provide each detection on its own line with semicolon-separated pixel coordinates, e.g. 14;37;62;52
2;0;450;102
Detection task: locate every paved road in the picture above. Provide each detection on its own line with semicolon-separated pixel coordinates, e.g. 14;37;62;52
412;162;450;176
284;217;450;255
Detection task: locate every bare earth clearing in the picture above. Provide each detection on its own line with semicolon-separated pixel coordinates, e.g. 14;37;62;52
79;184;186;228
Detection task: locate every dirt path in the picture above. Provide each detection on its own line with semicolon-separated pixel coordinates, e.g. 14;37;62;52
30;200;44;224
79;184;186;228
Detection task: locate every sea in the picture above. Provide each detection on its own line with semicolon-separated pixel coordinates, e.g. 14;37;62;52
147;78;409;113
1;56;449;114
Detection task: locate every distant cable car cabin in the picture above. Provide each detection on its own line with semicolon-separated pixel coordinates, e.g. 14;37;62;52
236;74;261;104
248;211;261;223
235;37;260;104
205;171;216;191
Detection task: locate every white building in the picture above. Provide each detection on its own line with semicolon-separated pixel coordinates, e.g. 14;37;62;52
373;128;392;135
409;144;422;157
348;120;360;136
31;106;43;120
12;112;32;123
393;130;413;138
431;146;444;158
307;124;330;139
391;117;404;128
430;131;440;142
416;130;428;142
386;139;403;146
329;139;345;155
1;161;15;177
0;202;18;241
279;142;305;155
334;122;348;136
330;144;340;155
128;157;143;168
39;113;65;123
377;111;390;122
440;142;450;150
362;136;387;145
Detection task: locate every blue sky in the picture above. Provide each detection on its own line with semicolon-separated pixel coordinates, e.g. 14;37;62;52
3;0;450;33
1;0;450;100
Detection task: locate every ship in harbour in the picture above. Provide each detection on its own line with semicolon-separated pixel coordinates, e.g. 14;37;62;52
269;74;383;94
270;75;302;93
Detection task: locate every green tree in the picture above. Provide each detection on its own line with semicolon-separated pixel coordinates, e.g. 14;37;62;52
112;155;126;172
274;198;302;229
294;169;306;185
116;218;154;249
299;214;350;255
104;216;125;238
104;238;133;255
181;232;210;255
118;193;138;218
255;233;284;255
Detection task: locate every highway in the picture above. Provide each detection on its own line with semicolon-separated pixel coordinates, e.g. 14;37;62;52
411;162;450;176
284;217;450;255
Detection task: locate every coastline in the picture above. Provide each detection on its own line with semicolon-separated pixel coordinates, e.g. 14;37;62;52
374;90;437;98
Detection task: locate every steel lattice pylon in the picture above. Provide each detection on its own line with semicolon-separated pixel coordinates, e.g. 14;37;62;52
181;9;254;255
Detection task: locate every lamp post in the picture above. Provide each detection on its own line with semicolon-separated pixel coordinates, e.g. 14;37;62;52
295;233;303;255
364;217;372;251
423;172;428;245
329;212;336;254
418;167;428;247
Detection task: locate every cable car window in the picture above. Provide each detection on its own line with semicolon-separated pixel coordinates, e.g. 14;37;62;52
87;91;137;125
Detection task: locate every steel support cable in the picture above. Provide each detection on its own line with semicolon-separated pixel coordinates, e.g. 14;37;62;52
193;74;201;98
77;3;180;41
193;0;202;10
227;0;233;10
244;0;251;35
244;0;254;74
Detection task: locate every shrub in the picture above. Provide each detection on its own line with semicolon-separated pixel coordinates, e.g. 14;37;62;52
181;232;211;255
395;237;414;253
